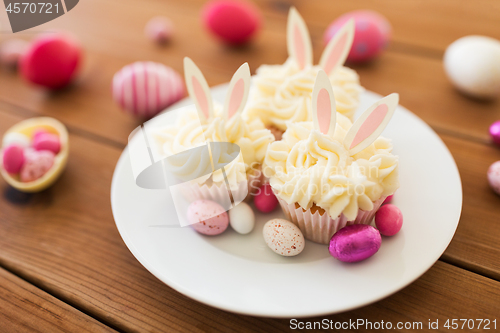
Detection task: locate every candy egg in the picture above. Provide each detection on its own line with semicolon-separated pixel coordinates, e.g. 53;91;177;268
263;218;305;256
375;204;403;236
487;161;500;195
0;117;69;192
112;61;185;118
202;0;261;45
490;120;500;146
254;183;278;213
145;17;173;44
20;33;82;89
324;10;391;63
2;144;25;174
187;199;229;235
33;132;61;154
20;149;55;183
2;132;30;148
329;224;381;263
444;36;500;99
0;38;28;68
229;202;255;234
383;194;394;205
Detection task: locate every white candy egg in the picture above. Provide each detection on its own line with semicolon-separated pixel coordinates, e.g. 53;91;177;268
229;202;255;234
444;36;500;99
2;132;30;148
263;219;305;256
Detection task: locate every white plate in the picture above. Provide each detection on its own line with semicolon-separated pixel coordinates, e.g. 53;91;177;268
111;87;462;317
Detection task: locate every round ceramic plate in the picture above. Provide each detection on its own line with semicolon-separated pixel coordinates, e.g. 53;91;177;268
111;87;462;317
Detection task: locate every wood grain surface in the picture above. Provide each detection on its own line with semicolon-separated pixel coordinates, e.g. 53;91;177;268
0;0;499;331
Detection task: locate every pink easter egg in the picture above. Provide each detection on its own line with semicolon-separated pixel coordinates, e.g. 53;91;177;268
20;149;55;182
383;194;394;204
488;161;500;195
33;133;61;154
145;17;174;44
2;144;25;174
112;61;185;118
329;224;381;263
375;204;403;236
490;120;500;146
254;183;278;213
324;10;391;63
187;199;229;235
202;0;261;45
20;33;82;89
0;39;28;68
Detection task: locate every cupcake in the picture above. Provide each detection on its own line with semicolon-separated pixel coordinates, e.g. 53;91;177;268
244;7;364;139
264;70;399;244
152;58;274;206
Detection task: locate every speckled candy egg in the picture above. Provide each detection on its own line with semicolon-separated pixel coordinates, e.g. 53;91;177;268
187;199;229;235
263;219;305;256
444;36;500;99
487;161;500;195
329;224;382;263
324;10;391;63
112;61;185;118
202;0;261;45
229;202;255;234
20;149;55;183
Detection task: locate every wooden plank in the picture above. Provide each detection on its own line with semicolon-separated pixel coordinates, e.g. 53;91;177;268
0;267;116;333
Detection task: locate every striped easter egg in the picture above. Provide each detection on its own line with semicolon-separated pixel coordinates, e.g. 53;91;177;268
112;61;185;118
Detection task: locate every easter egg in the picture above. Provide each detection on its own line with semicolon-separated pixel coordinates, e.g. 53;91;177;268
112;61;185;118
254;183;278;213
33;132;61;154
145;17;173;44
202;0;261;45
444;36;500;99
263;218;305;256
20;149;55;183
383;194;394;205
375;204;403;236
229;202;255;234
490;120;500;146
2;132;30;148
324;10;391;63
0;38;28;68
487;161;500;195
2;144;25;174
20;33;82;89
187;199;229;235
329;224;381;262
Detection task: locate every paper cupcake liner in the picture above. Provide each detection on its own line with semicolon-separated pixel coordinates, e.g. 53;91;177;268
277;196;386;244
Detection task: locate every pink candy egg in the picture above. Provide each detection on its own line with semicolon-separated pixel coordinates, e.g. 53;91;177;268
254;183;278;213
329;224;381;263
20;149;55;182
145;17;173;44
113;61;185;118
383;194;394;205
2;144;25;174
187;199;229;235
0;39;28;68
488;161;500;195
33;133;61;154
324;10;391;63
202;0;261;45
20;33;82;89
490;120;500;146
375;204;403;236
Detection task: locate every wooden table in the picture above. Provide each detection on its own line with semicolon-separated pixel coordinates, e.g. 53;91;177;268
1;1;499;332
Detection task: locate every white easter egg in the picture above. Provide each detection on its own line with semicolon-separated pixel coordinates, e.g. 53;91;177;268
263;219;305;257
2;132;30;148
444;36;500;99
229;202;255;234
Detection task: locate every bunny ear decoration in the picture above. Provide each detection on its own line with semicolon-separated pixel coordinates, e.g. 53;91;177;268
223;62;251;120
312;70;337;137
343;93;399;155
287;7;313;70
183;57;214;122
319;19;355;76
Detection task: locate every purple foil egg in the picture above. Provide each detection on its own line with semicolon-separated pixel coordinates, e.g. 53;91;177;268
490;120;500;146
329;224;382;263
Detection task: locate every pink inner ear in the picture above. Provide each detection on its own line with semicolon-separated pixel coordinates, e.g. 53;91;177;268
192;77;209;119
228;79;244;119
324;32;347;74
350;104;388;149
317;88;331;135
294;25;305;69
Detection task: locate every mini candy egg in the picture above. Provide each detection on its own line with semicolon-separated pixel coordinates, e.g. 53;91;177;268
202;0;261;45
444;36;500;99
375;204;403;236
324;10;391;63
2;144;25;174
145;17;173;44
490;121;500;146
329;224;381;263
383;194;394;205
487;161;500;195
20;149;55;183
20;33;82;89
263;219;305;256
33;132;61;154
229;202;255;234
112;61;185;118
254;183;278;213
2;132;30;148
187;199;229;235
0;39;28;68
